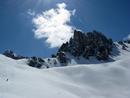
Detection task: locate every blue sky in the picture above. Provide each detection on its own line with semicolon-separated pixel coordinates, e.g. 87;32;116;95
0;0;130;57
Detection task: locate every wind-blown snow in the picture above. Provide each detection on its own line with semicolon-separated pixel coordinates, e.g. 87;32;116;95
0;43;130;98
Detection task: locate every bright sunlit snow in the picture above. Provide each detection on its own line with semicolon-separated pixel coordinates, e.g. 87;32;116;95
0;43;130;98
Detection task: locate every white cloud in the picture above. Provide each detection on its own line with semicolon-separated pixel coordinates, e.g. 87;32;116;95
27;9;35;16
32;3;76;48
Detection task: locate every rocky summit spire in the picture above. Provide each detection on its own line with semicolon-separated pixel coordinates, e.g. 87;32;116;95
57;30;113;62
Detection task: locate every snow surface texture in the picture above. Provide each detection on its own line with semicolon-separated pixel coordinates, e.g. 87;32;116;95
0;43;130;98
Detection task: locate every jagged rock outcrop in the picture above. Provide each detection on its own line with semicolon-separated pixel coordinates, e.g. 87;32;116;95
56;51;69;65
27;57;48;68
118;41;129;50
3;50;48;68
124;39;130;44
2;30;115;67
58;30;113;61
3;50;26;60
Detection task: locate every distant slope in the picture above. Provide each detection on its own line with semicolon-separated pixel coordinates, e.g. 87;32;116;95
0;43;130;98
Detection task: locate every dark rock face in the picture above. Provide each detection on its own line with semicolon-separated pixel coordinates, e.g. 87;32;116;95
3;50;26;60
2;30;114;67
124;40;130;44
3;50;48;68
118;41;128;50
128;40;130;44
58;30;113;60
57;52;67;64
56;51;70;66
28;57;48;68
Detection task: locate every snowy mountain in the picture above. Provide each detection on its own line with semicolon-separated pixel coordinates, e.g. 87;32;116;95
2;30;114;68
0;42;130;98
1;30;130;98
57;30;113;61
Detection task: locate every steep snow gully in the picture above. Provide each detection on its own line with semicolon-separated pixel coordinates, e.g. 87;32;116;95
0;43;130;98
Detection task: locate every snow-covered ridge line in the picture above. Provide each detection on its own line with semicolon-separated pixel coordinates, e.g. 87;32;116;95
2;30;130;69
1;41;130;69
0;42;130;98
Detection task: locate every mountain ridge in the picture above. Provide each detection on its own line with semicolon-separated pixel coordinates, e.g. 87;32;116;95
1;30;130;69
0;41;130;98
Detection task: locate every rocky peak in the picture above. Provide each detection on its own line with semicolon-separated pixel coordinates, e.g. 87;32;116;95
58;30;113;61
3;50;26;60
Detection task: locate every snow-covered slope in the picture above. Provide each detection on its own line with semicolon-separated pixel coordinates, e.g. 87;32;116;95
0;43;130;98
